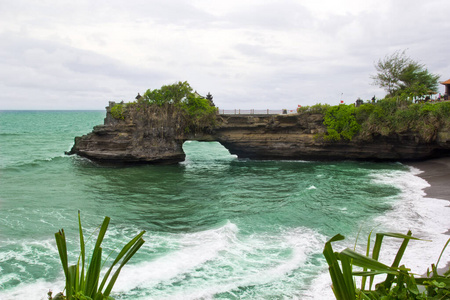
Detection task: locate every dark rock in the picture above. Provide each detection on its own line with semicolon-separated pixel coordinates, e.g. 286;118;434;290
67;104;450;164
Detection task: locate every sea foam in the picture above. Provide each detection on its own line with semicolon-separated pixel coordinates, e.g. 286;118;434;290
112;222;326;299
372;166;450;274
303;165;450;299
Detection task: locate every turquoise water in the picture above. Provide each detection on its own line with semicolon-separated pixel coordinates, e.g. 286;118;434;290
0;111;449;299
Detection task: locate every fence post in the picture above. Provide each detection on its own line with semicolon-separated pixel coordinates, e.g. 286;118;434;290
239;109;240;114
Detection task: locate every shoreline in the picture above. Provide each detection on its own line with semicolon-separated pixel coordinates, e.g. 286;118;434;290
408;157;450;235
407;157;450;202
407;157;450;274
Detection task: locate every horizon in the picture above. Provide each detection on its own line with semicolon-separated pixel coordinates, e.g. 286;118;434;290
1;0;449;110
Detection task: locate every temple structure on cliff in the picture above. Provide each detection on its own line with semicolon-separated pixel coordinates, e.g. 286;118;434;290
441;79;450;98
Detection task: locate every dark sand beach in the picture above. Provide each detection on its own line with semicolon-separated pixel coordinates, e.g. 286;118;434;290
408;157;450;274
408;157;450;202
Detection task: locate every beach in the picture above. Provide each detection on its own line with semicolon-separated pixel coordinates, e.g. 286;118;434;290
409;157;450;237
408;157;450;273
408;157;450;202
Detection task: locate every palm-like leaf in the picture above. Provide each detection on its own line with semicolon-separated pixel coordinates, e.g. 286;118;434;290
53;213;145;300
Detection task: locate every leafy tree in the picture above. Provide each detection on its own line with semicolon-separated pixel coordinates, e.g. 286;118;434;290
142;81;193;106
371;50;439;97
181;93;218;130
110;81;217;132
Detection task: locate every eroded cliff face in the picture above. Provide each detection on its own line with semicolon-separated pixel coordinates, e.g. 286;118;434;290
68;103;186;164
68;103;450;164
210;114;450;161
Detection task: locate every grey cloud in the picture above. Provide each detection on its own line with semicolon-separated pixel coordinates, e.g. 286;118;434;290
219;2;313;30
1;0;449;110
110;0;216;27
0;32;168;109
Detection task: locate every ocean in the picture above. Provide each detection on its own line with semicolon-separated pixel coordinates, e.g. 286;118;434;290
0;110;449;299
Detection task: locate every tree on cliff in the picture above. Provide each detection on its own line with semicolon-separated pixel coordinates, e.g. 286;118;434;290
124;81;217;131
371;50;439;97
142;81;193;105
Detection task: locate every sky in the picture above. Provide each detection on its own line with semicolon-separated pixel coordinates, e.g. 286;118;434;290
1;0;449;110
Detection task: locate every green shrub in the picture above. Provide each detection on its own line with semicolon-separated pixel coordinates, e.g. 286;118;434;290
110;104;125;120
355;103;376;124
323;104;361;141
142;81;193;106
107;82;218;132
348;99;450;141
297;103;330;114
179;94;217;132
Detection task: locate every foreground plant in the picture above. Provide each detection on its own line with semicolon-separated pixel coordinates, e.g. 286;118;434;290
51;212;145;300
324;231;450;299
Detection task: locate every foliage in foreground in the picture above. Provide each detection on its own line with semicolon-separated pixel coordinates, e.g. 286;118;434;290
298;100;450;142
324;231;450;299
50;212;145;300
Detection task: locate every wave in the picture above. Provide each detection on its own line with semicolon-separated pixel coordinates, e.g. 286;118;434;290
0;279;62;300
0;222;325;299
2;156;447;299
1;154;72;170
371;166;450;274
303;166;450;299
0;239;64;300
109;222;327;299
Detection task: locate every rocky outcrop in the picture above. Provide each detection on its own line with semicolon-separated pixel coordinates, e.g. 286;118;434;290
68;102;186;164
67;102;450;164
210;114;450;161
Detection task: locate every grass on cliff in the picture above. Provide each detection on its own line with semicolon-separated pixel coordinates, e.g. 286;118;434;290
298;98;450;142
110;81;217;134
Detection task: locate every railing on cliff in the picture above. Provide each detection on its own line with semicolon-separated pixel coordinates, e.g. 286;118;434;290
218;109;298;115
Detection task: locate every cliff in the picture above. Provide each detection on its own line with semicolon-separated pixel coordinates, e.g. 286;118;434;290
68;103;186;164
67;102;450;164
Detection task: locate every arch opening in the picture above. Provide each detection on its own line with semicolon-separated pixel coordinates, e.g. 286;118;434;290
181;141;237;164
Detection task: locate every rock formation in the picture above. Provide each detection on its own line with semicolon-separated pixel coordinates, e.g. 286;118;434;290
68;102;186;164
67;102;450;164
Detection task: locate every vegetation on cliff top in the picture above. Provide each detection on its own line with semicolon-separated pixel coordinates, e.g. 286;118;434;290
298;50;446;142
110;81;217;133
371;50;440;98
298;99;450;142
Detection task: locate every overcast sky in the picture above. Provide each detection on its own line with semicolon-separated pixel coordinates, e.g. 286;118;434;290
1;0;449;110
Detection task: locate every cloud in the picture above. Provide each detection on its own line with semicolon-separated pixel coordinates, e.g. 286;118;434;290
0;32;168;109
0;0;449;110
